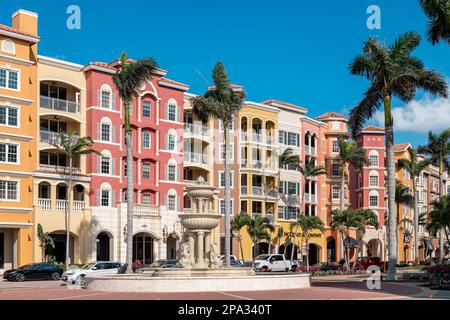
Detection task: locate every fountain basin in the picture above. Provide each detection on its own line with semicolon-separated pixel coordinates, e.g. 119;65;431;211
179;213;221;230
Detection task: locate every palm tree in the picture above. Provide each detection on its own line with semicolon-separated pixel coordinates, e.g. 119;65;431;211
231;211;251;262
289;160;326;261
418;129;450;261
245;215;275;263
427;195;450;248
296;215;325;271
37;223;55;262
337;136;367;211
331;208;369;271
395;181;414;261
348;31;448;280
352;209;380;271
190;62;245;267
276;226;284;255
52;132;99;267
397;149;432;263
112;52;158;273
418;0;450;45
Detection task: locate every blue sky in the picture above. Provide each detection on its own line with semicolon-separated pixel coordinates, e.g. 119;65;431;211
2;0;449;146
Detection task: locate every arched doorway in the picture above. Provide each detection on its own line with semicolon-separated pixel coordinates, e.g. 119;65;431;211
279;243;299;260
45;232;75;264
133;233;154;266
308;244;320;265
166;233;179;259
327;237;336;263
367;239;382;258
96;232;112;261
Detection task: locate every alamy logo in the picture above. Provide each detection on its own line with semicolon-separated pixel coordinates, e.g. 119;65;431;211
66;5;81;30
366;5;381;30
366;265;381;290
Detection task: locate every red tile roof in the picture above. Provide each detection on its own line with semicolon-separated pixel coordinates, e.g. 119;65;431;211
159;77;190;89
0;23;40;40
87;62;116;70
394;143;412;152
261;99;307;112
315;112;348;120
207;84;244;91
362;126;384;132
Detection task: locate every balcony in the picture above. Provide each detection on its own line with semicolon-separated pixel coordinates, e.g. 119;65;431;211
304;146;317;156
40;96;80;114
252;186;263;196
133;204;159;217
184;152;208;165
38;198;51;211
240;186;248;195
240;159;248;168
40;131;80;145
240;131;248;142
265;136;276;146
305;193;317;203
252;133;262;143
184;123;209;138
38;164;81;175
252;160;263;170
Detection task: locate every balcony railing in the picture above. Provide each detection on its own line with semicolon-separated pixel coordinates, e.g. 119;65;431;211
56;200;67;212
252;160;263;169
73;201;85;212
240;131;248;142
305;193;317;203
38;198;51;211
38;164;81;175
184;123;209;137
252;186;263;196
252;133;262;143
40;96;80;114
240;186;248;195
304;146;317;156
184;152;208;165
265;136;276;146
133;204;159;216
40;131;80;145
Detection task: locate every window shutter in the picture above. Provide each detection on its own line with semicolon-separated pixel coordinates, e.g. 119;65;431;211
177;195;180;211
111;158;115;176
111;94;116;110
96;189;101;206
97;123;101;140
97;90;101;107
177;107;181;122
111;125;115;143
165;164;168;180
177;166;180;182
97;155;101;173
111;190;116;207
165;134;168;150
165;103;168;120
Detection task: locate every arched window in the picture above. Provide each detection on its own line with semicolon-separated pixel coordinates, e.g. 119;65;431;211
167;129;177;151
2;40;15;54
166;99;178;122
369;190;379;208
166;159;178;181
98;150;114;175
99;183;113;207
368;150;379;167
100;84;112;109
167;189;178;211
369;170;379;187
98;117;114;142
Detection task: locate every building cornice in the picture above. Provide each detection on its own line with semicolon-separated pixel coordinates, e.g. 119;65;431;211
0;132;34;141
0;94;33;105
0;53;35;66
38;55;83;71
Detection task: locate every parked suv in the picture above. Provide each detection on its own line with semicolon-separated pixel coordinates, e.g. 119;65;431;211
62;261;122;285
353;257;384;270
254;254;291;272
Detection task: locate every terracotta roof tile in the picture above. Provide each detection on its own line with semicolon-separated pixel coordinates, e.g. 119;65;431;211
87;61;116;70
315;112;348;120
394;143;411;152
208;84;243;91
159;77;190;89
0;23;40;40
362;126;384;132
261;99;307;112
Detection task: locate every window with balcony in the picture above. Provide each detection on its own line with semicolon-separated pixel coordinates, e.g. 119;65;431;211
142;101;151;118
142;193;151;205
142;162;150;179
0;68;19;90
332;185;340;199
0;180;18;200
0;143;18;164
369;191;379;207
0;105;18;127
39;151;69;168
40;119;68;144
219;171;234;188
143;132;151;149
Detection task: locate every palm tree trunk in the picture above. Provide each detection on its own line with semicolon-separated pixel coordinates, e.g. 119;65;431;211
385;95;397;280
438;159;444;262
65;157;73;268
305;239;309;272
125;130;134;273
224;128;231;267
239;233;244;262
413;181;419;264
290;225;299;261
396;203;400;262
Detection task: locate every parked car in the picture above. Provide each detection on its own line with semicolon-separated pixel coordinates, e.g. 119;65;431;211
254;254;291;272
229;260;245;268
3;263;63;282
148;259;183;268
62;261;122;286
319;262;341;272
353;257;384;270
218;255;238;262
289;260;301;271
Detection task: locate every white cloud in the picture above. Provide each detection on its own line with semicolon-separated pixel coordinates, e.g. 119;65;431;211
374;95;450;133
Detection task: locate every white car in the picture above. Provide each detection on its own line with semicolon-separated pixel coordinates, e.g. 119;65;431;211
62;261;122;285
218;255;238;262
254;254;291;272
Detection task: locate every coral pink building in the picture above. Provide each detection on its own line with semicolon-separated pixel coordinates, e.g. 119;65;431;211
83;59;189;265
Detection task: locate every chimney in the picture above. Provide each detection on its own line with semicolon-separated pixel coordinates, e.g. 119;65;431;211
11;9;38;36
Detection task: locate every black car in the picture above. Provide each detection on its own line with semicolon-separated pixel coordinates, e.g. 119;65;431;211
2;263;63;282
148;259;183;268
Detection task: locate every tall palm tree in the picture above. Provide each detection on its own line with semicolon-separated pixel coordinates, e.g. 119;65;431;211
37;223;55;262
296;215;325;271
52;132;99;267
276;226;284;255
395;181;414;261
278;147;301;205
337;136;367;211
113;53;158;273
191;62;245;267
331;208;369;271
289;160;327;261
427;195;450;248
245;215;275;263
418;0;450;45
231;211;250;262
418;129;450;261
397;149;432;263
352;209;380;271
348;31;448;280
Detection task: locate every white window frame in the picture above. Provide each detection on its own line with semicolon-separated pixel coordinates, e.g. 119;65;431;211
332;163;339;177
332;140;340;153
100;122;111;142
369;151;379;167
142;193;151;205
369;191;379;208
0;66;20;91
167;134;177;151
219;120;234;133
142;162;151;179
369;171;379;187
142;100;151;118
0;180;19;201
100;85;112;109
167;164;177;181
332;185;340;200
219;171;234;188
0;142;19;164
0;105;19;128
219;199;234;216
143;132;151;149
167;103;177;121
219;143;234;161
101;189;111;207
100;156;111;175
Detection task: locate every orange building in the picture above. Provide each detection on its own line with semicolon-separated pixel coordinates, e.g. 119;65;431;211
0;10;39;271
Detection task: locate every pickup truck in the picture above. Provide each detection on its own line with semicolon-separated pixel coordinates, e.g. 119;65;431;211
254;254;291;272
